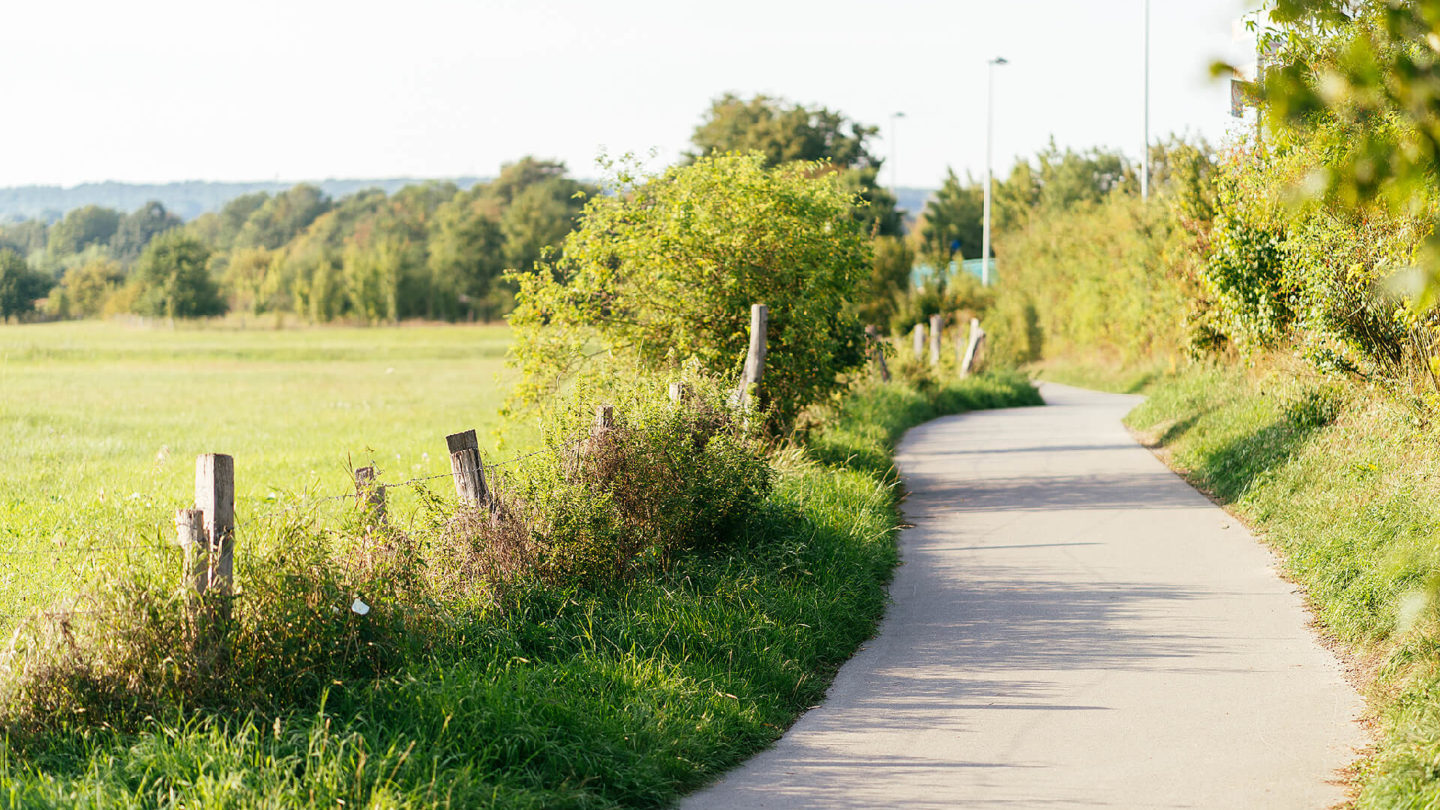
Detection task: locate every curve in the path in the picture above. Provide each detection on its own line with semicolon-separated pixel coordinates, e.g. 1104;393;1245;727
682;382;1365;809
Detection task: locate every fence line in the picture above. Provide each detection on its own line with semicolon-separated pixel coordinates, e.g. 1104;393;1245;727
0;302;779;639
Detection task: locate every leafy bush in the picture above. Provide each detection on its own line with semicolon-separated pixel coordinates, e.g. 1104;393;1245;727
507;152;871;433
436;372;772;592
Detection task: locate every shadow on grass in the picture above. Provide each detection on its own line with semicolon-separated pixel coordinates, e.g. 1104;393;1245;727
1190;389;1339;505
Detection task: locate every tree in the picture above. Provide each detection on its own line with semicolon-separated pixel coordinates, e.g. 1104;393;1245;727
48;205;121;257
476;157;594;273
427;194;506;320
0;249;50;321
1252;1;1440;306
920;169;985;265
235;184;331;250
508;152;871;432
689;93;880;169
54;258;124;318
133;232;223;318
860;235;915;328
110;201;181;264
689;94;901;236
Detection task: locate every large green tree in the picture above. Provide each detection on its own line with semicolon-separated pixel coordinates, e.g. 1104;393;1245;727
689;94;902;236
48;205;121;257
133;232;224;318
0;249;50;321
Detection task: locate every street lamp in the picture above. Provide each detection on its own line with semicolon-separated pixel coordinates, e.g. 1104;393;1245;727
982;56;1008;287
890;111;906;200
1142;0;1150;201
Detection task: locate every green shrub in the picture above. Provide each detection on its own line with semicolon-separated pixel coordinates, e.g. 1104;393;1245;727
438;372;773;591
506;152;871;433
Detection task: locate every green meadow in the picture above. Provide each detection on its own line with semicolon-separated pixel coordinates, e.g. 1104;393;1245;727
0;322;515;622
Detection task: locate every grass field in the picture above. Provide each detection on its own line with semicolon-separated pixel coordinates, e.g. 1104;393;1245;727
0;320;1040;807
0;321;516;622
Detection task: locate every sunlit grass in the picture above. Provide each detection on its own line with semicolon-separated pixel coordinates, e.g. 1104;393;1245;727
0;321;516;621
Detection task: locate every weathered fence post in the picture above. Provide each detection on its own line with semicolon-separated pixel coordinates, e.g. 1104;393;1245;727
446;430;488;507
735;303;768;407
929;314;945;367
193;453;235;625
355;465;386;524
865;325;891;382
175;507;207;598
669;382;691;404
194;454;234;593
961;318;987;377
594;404;614;433
912;322;926;360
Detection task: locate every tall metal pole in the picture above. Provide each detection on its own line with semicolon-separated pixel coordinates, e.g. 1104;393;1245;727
890;111;905;200
983;57;1006;287
1142;0;1151;201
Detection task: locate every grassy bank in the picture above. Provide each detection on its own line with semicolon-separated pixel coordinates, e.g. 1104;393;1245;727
1126;363;1440;806
0;321;1038;807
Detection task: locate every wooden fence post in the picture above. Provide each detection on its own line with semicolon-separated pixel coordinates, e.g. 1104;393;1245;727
865;325;891;382
355;466;386;524
929;314;945;367
175;507;207;598
594;404;614;433
446;430;488;507
194;454;234;594
735;303;768;408
194;453;235;627
961;318;986;377
912;322;926;360
669;382;690;404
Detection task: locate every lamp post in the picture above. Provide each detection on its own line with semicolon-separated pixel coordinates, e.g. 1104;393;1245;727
890;111;906;200
1142;0;1150;201
982;56;1008;287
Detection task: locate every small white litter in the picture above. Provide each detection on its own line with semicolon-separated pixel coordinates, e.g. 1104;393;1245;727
351;598;370;616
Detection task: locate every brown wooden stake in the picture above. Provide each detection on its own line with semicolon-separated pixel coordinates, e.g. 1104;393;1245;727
961;318;986;377
194;454;234;595
355;466;386;524
175;507;207;597
865;325;891;382
929;314;945;367
735;303;768;407
594;404;614;433
446;430;488;507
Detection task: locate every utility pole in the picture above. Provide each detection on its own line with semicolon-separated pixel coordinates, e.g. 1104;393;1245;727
1142;0;1151;201
982;56;1008;287
890;111;906;201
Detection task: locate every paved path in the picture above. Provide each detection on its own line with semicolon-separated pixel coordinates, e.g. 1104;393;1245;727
683;383;1365;809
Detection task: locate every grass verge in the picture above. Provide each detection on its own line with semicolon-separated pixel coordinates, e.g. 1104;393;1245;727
0;370;1038;808
1125;361;1440;808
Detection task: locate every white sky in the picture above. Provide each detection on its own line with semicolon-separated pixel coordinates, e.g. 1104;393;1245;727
0;0;1257;189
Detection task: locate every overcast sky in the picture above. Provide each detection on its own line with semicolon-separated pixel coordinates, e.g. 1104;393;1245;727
0;0;1257;189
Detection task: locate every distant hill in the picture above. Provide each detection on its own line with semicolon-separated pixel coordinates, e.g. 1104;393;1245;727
0;178;936;227
0;178;487;223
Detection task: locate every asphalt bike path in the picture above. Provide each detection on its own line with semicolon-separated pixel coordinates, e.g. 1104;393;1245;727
683;382;1365;809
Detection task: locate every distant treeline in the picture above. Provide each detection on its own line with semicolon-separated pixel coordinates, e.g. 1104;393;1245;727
0;94;916;326
0;158;591;323
0;178;486;224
